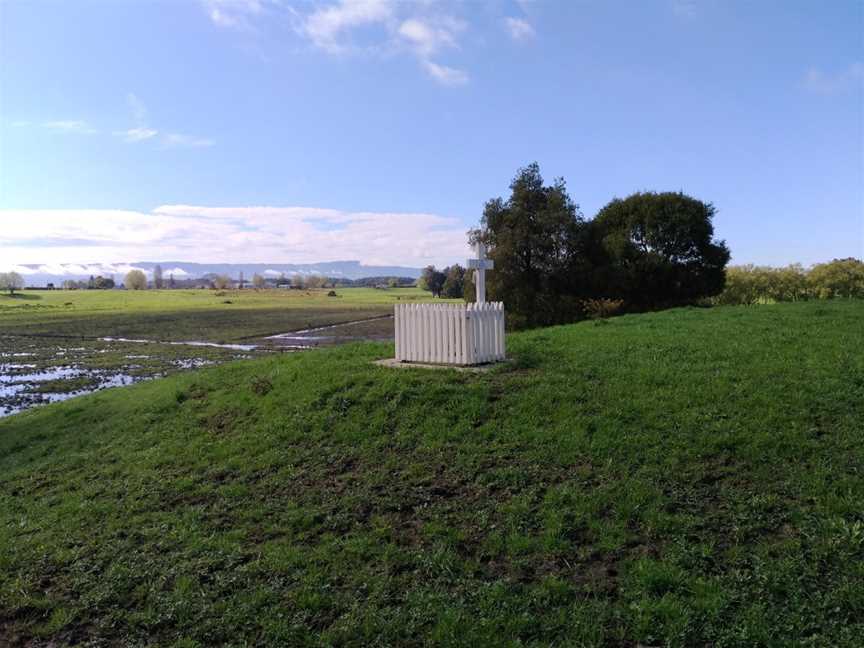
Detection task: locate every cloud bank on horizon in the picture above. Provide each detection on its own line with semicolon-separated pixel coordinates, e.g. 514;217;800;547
0;206;471;271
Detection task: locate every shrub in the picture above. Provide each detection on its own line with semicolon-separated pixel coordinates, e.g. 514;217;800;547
124;269;147;290
582;298;624;319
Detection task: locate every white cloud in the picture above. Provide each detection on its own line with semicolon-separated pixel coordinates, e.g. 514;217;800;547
162;133;215;148
304;0;395;53
115;127;159;142
0;206;471;268
398;17;463;56
41;120;97;134
504;17;535;41
199;1;478;87
202;0;264;29
803;63;864;95
422;60;469;86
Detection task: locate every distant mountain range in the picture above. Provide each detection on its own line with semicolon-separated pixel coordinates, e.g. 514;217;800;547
16;261;423;286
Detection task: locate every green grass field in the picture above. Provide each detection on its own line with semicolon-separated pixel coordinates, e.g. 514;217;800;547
2;301;863;646
0;287;434;341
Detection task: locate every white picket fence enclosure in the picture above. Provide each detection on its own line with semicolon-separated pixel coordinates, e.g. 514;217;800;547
395;302;505;365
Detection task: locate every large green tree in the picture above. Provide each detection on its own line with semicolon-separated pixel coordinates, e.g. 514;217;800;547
418;266;446;297
590;192;730;308
470;163;585;327
441;264;466;299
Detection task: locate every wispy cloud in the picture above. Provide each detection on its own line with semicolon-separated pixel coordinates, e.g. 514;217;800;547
422;60;469;86
0;205;471;268
41;120;98;134
111;93;213;147
303;0;394;54
127;92;149;125
802;63;864;95
204;0;471;86
202;0;264;30
163;133;215;148
398;16;465;57
671;0;698;19
504;17;535;42
115;127;159;142
114;93;159;143
303;1;470;85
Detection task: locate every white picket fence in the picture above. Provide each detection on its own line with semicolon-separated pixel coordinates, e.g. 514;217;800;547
394;302;505;365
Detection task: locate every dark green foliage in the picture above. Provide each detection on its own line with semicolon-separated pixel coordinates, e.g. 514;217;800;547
419;265;447;297
590;191;730;309
470;163;585;327
471;166;730;328
420;265;466;299
2;301;862;646
441;264;466;299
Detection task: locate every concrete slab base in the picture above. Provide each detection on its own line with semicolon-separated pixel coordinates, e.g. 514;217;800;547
374;358;506;372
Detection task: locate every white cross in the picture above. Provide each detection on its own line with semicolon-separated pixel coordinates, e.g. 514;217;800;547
467;242;494;303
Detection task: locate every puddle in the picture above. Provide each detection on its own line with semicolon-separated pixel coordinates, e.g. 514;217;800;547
0;366;85;384
0;384;27;398
266;335;332;343
172;359;216;370
100;337;258;351
267;315;392;340
0;367;149;418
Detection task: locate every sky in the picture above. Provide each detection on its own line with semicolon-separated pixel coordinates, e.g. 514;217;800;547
0;0;862;273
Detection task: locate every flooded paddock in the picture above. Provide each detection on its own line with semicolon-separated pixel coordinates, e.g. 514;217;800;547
0;315;395;418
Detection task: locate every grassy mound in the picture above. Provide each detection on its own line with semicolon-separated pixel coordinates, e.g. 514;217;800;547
2;302;862;646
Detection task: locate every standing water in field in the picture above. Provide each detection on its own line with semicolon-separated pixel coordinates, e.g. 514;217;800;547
0;336;271;419
0;313;398;418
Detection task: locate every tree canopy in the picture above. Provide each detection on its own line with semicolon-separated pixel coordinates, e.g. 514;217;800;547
470;163;585;327
590;191;730;309
418;266;446;298
0;272;24;295
124;270;147;290
470;165;732;327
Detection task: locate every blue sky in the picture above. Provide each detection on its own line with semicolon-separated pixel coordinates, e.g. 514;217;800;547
0;0;861;271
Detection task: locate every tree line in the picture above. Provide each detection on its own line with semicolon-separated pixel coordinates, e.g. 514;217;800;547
418;265;467;298
712;259;864;305
420;163;731;328
419;163;862;327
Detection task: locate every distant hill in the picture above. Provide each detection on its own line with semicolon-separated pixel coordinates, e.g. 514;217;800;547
16;261;423;286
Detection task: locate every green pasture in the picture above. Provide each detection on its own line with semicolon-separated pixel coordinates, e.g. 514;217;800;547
0;287;435;341
1;300;862;646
